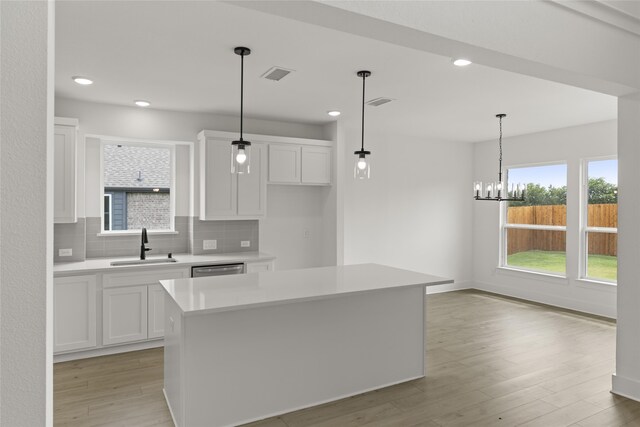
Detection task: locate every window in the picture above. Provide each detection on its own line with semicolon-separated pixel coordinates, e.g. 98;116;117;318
104;194;112;231
502;163;568;275
582;159;617;282
101;141;174;233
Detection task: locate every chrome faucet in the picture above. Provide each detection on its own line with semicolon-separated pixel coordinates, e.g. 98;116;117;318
140;228;152;260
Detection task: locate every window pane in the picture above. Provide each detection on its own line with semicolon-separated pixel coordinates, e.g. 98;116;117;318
586;232;617;281
587;159;617;228
506;228;566;274
507;164;567;226
103;144;171;231
104;195;111;231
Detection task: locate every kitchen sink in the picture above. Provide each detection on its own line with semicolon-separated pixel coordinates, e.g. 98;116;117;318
110;258;178;266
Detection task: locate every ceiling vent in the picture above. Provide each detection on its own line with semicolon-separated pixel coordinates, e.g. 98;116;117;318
261;66;294;82
366;97;395;107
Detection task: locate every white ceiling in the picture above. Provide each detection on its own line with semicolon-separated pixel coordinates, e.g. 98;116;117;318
55;1;617;143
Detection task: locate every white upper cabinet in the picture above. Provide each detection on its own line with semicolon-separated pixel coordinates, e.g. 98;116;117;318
54;118;78;223
301;146;332;185
269;145;301;183
198;131;267;220
269;144;332;186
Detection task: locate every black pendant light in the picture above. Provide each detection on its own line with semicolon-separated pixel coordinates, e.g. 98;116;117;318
231;46;251;174
354;70;372;179
473;114;526;202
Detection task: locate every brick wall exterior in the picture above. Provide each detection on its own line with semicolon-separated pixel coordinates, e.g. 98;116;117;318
126;192;171;230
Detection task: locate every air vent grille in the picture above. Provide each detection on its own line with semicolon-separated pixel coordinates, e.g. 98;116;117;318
366;97;394;107
261;66;294;82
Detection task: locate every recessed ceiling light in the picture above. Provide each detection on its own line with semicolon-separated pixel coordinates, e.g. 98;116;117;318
327;111;341;117
134;100;150;107
453;59;472;67
72;76;93;85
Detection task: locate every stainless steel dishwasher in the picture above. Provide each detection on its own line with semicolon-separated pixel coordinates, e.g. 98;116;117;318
191;263;245;278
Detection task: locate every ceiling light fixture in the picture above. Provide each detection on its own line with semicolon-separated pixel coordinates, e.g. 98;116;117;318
134;100;150;107
72;76;93;85
354;70;372;179
453;59;472;67
327;110;341;117
474;114;526;202
231;46;252;174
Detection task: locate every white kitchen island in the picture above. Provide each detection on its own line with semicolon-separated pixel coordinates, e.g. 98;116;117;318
160;263;452;427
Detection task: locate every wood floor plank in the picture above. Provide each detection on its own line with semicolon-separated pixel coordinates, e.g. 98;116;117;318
54;290;633;427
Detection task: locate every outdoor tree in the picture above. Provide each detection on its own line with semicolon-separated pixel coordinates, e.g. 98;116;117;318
508;178;616;207
588;177;617;204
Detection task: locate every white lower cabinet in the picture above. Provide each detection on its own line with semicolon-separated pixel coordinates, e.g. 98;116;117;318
103;285;148;345
245;260;275;273
54;275;97;353
102;268;189;346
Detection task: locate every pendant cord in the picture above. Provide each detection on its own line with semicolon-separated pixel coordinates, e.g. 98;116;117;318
498;115;503;182
361;73;366;152
240;53;244;140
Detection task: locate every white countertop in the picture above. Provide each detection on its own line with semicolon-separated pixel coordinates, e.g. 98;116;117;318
160;263;452;316
53;252;276;276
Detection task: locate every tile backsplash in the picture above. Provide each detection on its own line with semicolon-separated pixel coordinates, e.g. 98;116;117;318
189;218;259;255
53;216;259;262
54;218;86;263
85;216;189;258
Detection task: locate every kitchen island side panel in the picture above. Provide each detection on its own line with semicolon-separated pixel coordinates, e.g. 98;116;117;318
163;294;185;427
181;285;425;427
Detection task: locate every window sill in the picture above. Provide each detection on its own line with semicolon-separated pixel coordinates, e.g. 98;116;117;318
97;230;179;237
575;278;617;291
496;266;569;285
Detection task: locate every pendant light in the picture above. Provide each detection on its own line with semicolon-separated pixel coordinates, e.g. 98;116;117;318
231;46;251;174
354;70;372;179
473;114;526;202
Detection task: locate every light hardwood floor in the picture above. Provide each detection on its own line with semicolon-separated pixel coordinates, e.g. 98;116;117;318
55;290;640;426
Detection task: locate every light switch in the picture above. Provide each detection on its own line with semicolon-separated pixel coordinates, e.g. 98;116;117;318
241;241;250;248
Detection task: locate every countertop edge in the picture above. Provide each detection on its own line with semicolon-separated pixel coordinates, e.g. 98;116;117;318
164;275;454;317
53;252;276;276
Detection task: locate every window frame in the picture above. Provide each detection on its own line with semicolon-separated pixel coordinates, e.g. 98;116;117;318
499;161;568;277
580;156;618;284
98;138;177;235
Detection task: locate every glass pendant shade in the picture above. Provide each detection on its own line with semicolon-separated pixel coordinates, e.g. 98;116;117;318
231;141;251;174
354;152;371;179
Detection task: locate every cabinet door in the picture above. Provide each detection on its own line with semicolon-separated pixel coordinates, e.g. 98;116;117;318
54;124;77;223
245;260;275;273
54;275;97;353
200;138;237;219
301;146;332;185
238;143;267;217
103;286;148;345
269;144;301;183
148;284;166;339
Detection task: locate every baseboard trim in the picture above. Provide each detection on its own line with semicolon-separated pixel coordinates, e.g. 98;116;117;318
612;374;640;402
426;281;471;295
54;339;164;363
472;280;616;320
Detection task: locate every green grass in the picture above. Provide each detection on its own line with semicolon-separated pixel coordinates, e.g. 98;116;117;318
507;250;617;281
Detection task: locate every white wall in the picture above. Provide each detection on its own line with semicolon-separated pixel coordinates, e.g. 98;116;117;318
342;129;474;291
0;2;53;425
472;120;618;317
55;98;334;269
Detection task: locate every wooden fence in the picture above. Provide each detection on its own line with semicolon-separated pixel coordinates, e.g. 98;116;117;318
507;204;617;256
